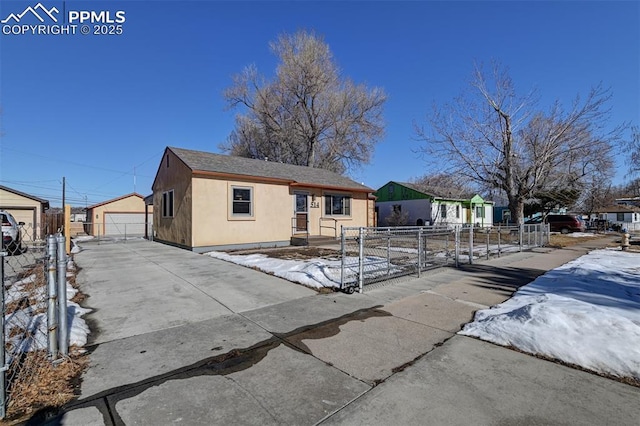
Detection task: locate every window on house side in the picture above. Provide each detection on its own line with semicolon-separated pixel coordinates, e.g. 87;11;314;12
162;190;174;218
617;212;624;221
475;206;485;218
393;204;402;213
232;186;253;216
325;194;351;216
440;204;447;219
456;205;460;218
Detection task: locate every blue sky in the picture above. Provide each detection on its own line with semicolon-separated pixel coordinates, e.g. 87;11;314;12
1;0;638;207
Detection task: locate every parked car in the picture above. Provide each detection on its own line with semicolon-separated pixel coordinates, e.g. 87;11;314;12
545;214;585;234
1;210;24;254
524;216;543;224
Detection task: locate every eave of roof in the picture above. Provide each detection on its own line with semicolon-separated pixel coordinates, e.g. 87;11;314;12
0;184;50;208
86;193;145;210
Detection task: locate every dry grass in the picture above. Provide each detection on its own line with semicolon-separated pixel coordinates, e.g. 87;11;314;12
548;233;613;248
1;350;88;424
227;246;342;260
0;255;90;424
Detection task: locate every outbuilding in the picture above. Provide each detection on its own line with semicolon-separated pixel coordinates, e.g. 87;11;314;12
0;184;50;242
85;193;153;237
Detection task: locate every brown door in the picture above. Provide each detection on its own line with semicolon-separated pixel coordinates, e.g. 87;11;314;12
295;193;308;232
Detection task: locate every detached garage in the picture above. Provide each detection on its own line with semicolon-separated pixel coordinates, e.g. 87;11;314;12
85;193;152;237
0;185;50;242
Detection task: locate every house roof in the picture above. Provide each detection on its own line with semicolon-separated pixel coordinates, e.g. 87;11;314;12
0;184;50;208
599;205;640;213
166;147;373;193
86;193;145;210
384;181;492;203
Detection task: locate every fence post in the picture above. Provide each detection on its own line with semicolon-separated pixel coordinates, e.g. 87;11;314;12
47;235;58;359
358;227;364;294
417;228;422;278
454;226;460;268
468;224;474;265
497;225;501;257
519;223;523;252
386;229;391;277
340;227;345;290
486;229;490;260
1;250;6;419
57;234;68;357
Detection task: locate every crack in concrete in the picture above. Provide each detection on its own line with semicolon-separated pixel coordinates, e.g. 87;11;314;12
27;306;389;425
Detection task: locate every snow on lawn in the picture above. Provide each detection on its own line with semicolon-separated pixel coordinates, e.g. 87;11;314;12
460;248;640;381
207;251;344;288
206;251;402;289
567;232;599;238
4;259;91;355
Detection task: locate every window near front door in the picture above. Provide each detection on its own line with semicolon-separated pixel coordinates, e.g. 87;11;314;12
440;204;447;219
475;206;485;218
456;205;460;218
617;212;624;221
231;186;253;216
325;194;351;216
162;190;174;217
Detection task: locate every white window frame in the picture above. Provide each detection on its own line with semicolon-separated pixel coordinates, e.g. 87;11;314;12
230;185;254;218
162;190;174;218
324;194;351;216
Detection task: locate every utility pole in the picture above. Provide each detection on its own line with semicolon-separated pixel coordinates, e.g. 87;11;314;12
62;177;66;214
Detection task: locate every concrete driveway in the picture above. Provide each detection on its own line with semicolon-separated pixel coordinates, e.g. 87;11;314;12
75;238;315;344
38;236;640;425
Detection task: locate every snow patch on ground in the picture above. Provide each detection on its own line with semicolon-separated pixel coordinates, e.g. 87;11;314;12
460;248;640;380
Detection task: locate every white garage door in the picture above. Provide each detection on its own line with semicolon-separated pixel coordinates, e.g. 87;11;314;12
104;213;151;236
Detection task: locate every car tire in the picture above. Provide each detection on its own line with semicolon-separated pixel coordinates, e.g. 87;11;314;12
561;228;569;234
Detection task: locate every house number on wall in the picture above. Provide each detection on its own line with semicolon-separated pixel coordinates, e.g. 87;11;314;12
310;201;320;208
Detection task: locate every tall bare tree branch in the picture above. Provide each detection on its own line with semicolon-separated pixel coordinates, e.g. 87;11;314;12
222;30;386;173
415;61;625;223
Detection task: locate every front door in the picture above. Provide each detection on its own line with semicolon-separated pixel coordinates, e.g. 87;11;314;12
295;193;308;232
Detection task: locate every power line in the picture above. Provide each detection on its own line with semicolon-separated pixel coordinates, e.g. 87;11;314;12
0;146;157;178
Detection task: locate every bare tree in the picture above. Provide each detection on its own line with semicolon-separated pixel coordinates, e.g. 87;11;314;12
415;62;624;224
385;208;409;227
410;173;476;198
223;30;386;173
628;126;640;177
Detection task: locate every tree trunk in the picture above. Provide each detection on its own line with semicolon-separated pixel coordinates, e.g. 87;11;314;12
508;197;525;224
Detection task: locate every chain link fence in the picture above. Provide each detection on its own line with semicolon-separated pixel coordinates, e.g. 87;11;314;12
340;224;550;293
1;224;71;419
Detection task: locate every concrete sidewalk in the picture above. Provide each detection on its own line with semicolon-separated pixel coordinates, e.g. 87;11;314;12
39;236;640;425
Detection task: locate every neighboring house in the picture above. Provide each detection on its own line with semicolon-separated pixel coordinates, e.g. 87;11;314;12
615;197;640;208
598;205;640;231
375;181;494;227
151;146;375;252
85;193;153;237
0;184;50;241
